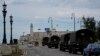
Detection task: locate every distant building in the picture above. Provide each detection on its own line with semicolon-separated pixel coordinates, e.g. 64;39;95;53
19;23;70;46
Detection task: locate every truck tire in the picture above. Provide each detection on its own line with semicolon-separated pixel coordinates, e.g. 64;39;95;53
55;45;58;48
73;50;77;54
60;46;62;51
69;48;72;53
42;44;45;46
48;44;52;48
83;52;86;56
88;53;91;56
72;48;77;54
86;53;91;56
81;51;83;54
62;48;65;51
48;46;51;48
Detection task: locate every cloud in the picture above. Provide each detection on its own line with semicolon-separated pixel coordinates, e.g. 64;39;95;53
56;0;100;9
0;0;100;42
9;0;29;5
5;0;100;9
28;0;45;2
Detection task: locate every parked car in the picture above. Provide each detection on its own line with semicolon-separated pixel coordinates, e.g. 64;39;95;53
83;42;100;56
28;43;33;47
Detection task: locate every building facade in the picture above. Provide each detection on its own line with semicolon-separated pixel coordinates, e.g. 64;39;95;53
20;24;69;46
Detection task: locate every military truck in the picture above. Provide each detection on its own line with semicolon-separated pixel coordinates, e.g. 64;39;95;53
68;29;97;54
59;33;70;51
42;37;49;46
48;35;60;48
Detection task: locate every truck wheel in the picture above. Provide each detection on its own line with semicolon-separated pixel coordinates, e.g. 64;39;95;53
62;48;65;52
88;53;91;56
81;51;83;54
69;48;72;53
86;53;91;56
55;45;58;48
72;47;77;54
83;52;86;56
95;55;99;56
48;46;51;48
73;51;77;54
42;44;45;46
73;49;77;54
48;45;52;48
60;46;62;51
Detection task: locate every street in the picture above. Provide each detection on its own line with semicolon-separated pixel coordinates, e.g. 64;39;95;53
26;46;82;56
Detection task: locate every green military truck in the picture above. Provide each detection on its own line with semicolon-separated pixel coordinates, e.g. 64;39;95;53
48;35;60;48
59;33;70;51
42;37;49;46
68;29;97;54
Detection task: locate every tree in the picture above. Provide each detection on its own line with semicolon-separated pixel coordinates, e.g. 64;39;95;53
82;17;96;31
96;21;100;40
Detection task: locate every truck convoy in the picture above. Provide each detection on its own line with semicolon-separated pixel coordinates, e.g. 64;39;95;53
42;37;49;46
68;29;97;54
59;33;70;51
48;35;60;48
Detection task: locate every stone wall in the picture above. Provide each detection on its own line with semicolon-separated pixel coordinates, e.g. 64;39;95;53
0;44;26;56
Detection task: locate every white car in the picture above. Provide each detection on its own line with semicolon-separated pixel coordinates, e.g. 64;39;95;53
28;44;33;47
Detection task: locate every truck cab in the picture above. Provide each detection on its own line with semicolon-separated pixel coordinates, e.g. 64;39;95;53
42;37;49;46
59;33;70;51
48;35;60;48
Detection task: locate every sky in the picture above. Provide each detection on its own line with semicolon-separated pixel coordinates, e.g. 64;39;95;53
0;0;100;43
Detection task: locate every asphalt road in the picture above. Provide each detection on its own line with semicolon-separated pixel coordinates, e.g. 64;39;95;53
26;46;82;56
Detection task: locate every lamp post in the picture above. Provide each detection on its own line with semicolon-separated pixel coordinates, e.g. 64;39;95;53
38;28;41;38
10;15;13;45
80;19;83;29
48;17;53;36
71;13;75;32
2;1;7;44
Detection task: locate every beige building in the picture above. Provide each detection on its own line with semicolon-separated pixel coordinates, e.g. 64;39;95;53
20;23;69;46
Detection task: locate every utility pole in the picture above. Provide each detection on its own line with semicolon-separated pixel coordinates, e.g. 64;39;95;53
71;13;75;32
48;17;53;30
48;17;53;35
80;20;83;29
2;1;7;44
23;32;25;36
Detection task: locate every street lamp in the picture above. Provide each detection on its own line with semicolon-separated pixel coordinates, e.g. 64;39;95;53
80;20;83;29
71;13;75;32
38;28;41;38
2;1;7;44
10;15;13;45
48;17;53;36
